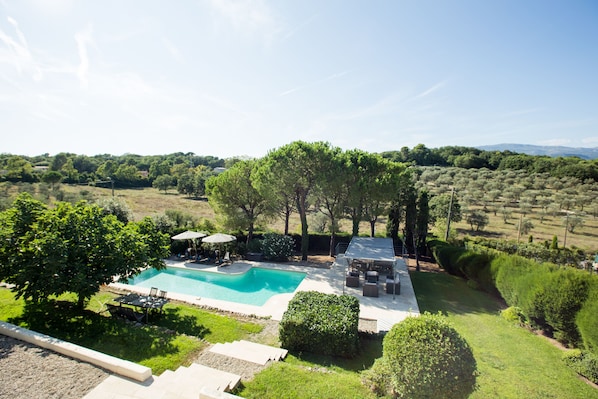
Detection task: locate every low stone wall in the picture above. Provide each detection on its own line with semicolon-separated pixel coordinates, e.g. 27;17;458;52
0;321;152;382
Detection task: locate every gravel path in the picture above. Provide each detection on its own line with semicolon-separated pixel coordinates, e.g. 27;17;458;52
0;335;110;399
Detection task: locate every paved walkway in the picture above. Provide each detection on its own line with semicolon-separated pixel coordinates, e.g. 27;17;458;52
111;255;420;333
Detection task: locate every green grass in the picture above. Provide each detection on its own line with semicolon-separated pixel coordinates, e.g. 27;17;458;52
0;288;263;375
240;273;598;399
410;272;598;399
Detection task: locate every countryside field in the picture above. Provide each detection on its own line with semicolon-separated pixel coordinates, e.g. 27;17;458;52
52;182;598;254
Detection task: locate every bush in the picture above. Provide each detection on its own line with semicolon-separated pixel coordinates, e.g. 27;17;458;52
501;306;527;326
362;312;477;399
576;279;598;352
261;233;294;261
563;349;598;384
429;239;466;275
279;291;359;358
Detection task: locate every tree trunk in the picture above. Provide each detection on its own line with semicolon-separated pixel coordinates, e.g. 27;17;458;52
329;216;336;257
247;222;254;245
77;294;85;310
297;194;309;261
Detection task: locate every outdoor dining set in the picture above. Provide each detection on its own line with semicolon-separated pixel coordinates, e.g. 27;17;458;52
345;268;400;297
107;287;169;323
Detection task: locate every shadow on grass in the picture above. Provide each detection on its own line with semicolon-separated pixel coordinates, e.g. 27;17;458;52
410;271;503;316
7;300;183;363
153;307;211;338
289;335;383;372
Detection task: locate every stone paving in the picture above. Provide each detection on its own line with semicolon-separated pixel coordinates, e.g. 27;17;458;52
112;255;420;333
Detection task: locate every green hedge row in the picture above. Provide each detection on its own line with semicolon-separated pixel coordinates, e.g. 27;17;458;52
429;240;598;351
279;291;360;358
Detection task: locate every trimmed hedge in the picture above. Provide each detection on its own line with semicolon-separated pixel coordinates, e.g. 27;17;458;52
577;280;598;352
279;291;360;358
563;349;598;384
429;240;598;352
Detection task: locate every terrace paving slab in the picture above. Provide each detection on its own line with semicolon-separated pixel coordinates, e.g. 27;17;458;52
112;255;420;333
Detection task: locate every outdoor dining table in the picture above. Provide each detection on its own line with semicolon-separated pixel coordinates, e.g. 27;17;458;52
113;293;168;323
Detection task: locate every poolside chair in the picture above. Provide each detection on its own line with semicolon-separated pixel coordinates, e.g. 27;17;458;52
219;251;232;267
149;287;158;297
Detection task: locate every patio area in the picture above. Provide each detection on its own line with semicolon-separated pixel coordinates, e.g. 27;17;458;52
111;251;420;333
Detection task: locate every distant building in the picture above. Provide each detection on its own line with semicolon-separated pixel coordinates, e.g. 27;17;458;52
213;167;226;174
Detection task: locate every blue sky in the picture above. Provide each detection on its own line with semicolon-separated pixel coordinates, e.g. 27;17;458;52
1;0;597;158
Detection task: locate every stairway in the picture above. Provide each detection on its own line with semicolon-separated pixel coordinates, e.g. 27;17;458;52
208;340;288;365
83;363;241;399
84;341;288;399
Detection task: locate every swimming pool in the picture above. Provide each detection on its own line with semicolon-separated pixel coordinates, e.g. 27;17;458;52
126;266;306;306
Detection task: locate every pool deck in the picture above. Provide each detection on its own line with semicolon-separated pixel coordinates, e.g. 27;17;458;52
110;255;420;333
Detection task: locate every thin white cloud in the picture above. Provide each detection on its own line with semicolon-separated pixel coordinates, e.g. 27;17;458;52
413;80;447;100
74;24;93;89
206;0;284;44
0;16;41;80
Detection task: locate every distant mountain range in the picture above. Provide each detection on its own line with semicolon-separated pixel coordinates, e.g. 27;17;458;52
476;144;598;160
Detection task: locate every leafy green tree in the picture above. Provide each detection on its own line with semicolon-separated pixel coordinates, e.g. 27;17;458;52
149;160;171;180
113;164;142;186
96;197;133;223
415;190;430;259
153;174;175;193
314;148;347;255
0;193;169;308
386;172;415;242
467;210;489;231
256;141;335;260
206;159;272;243
429;192;461;225
41;170;63;190
565;214;584;233
96;160;118;179
362;159;407;237
4;156;36;182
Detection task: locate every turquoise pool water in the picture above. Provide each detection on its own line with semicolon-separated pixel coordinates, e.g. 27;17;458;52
127;266;306;306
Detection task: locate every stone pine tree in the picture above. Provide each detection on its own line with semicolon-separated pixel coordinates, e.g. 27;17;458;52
256;141;336;261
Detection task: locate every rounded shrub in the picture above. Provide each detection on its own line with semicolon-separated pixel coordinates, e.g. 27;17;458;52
362;312;477;399
501;306;527;326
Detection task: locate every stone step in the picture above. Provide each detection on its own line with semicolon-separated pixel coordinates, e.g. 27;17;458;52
210;342;271;365
189;363;242;391
209;341;287;365
140;364;240;399
238;340;288;361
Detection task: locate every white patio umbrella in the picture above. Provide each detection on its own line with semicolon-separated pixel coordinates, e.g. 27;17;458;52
171;230;207;240
202;233;236;244
202;233;237;262
171;231;207;259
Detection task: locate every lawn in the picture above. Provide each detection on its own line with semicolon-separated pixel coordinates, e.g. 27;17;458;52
2;271;597;398
0;287;263;375
239;272;598;399
410;272;598;399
